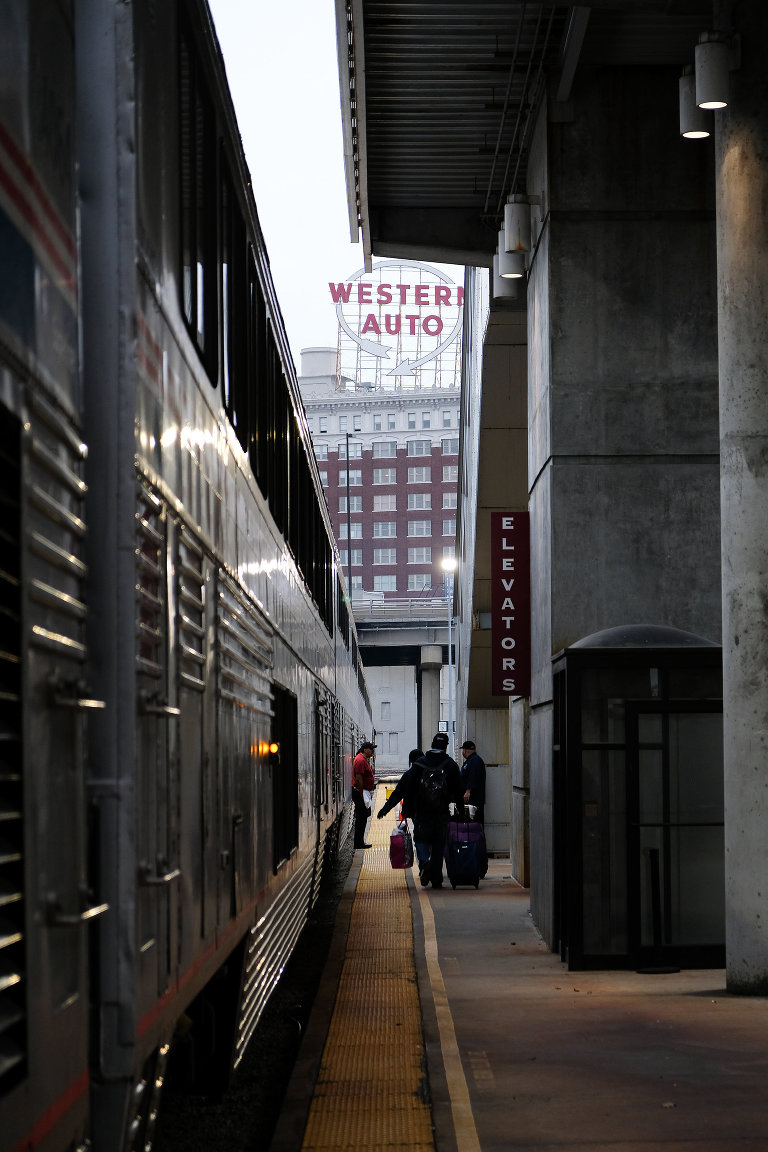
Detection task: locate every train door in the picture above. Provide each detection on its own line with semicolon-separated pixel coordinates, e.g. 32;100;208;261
216;572;273;920
271;685;299;873
3;392;100;1149
174;524;215;961
135;487;178;1007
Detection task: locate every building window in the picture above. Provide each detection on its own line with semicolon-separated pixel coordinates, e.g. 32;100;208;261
407;412;416;429
315;442;328;460
374;574;397;592
442;545;456;561
373;440;397;458
381;700;391;721
353;415;362;431
422;411;431;428
374;494;397;511
373;548;397;565
408;466;431;483
339;496;363;513
374;522;397;537
350;576;364;590
373;468;397;485
339;470;362;486
339;415;348;432
442;465;458;482
308;416;314;431
387;413;396;430
408;520;432;537
339;440;362;460
441;437;459;455
408;493;431;510
389;731;398;754
339;522;362;539
442;519;456;535
408;547;432;564
319;417;327;433
407;439;431;457
443;492;457;509
319;471;328;485
408;574;432;591
442;410;452;427
340;548;362;566
373;413;382;431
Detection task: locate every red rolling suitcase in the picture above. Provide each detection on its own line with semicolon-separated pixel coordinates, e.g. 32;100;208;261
444;819;488;888
389;819;414;869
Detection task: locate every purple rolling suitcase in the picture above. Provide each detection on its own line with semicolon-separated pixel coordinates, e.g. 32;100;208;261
444;820;488;888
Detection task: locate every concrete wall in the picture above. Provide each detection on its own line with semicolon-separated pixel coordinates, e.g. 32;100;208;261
365;664;418;773
526;68;721;947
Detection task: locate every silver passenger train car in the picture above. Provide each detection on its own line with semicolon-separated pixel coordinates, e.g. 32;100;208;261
0;2;372;1149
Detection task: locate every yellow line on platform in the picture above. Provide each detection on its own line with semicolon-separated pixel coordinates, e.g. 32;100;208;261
416;885;482;1152
299;788;434;1152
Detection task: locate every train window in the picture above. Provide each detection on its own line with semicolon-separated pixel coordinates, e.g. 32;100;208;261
221;166;248;447
179;25;216;372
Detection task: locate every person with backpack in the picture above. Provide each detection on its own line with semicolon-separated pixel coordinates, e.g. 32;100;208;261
410;732;463;888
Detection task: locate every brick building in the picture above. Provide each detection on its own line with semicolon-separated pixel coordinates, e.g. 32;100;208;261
299;348;460;599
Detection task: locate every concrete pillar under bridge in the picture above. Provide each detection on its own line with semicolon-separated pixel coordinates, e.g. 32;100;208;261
716;0;768;994
419;645;442;751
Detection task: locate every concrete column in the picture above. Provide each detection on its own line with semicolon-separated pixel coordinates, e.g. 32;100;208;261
716;0;768;993
419;645;442;749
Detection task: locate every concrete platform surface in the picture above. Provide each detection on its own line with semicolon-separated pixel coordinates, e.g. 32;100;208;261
273;851;768;1152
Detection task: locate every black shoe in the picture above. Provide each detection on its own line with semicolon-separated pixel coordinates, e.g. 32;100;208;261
419;867;429;887
432;882;443;889
356;842;372;849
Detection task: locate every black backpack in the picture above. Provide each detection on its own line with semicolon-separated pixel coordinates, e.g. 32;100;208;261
417;755;448;814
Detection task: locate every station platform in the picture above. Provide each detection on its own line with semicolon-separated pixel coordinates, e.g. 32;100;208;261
270;787;768;1152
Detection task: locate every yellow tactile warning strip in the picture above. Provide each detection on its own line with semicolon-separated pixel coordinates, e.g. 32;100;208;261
299;789;435;1152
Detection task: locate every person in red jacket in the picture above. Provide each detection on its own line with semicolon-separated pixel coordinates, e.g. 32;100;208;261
351;741;376;849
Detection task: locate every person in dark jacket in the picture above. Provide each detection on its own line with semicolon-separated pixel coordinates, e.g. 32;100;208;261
460;739;486;825
377;747;423;824
386;732;462;888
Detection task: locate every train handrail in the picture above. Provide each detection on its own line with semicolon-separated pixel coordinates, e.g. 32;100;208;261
46;894;110;927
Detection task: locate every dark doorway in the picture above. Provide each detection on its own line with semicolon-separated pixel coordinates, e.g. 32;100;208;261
627;702;724;969
552;624;723;970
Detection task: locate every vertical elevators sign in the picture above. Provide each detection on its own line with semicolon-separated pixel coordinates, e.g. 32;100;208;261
491;512;531;697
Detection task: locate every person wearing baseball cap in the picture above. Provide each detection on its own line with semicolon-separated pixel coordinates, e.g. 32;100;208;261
460;739;486;825
351;740;376;848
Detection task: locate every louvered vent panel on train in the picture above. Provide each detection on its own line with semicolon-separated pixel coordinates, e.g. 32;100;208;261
0;404;24;1094
216;572;273;715
135;489;164;679
177;528;205;691
234;849;315;1067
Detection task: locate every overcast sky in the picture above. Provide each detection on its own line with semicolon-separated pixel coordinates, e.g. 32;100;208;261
208;0;363;370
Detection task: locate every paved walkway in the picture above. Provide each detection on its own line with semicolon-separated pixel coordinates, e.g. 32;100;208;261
272;790;768;1151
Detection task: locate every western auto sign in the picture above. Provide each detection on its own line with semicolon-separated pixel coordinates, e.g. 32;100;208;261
329;259;463;377
491;512;531;697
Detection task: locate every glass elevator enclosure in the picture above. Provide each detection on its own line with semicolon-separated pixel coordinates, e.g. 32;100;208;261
552;625;723;971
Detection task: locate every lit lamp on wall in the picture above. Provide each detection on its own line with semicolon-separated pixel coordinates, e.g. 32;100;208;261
695;31;732;109
441;556;458;757
679;30;738;139
679;64;711;138
497;227;526;279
